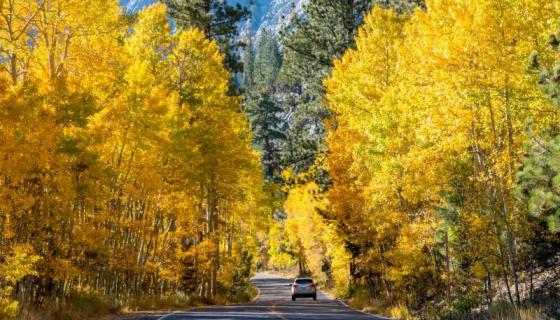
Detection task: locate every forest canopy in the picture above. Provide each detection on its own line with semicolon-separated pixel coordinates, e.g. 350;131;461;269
0;1;267;318
1;0;560;319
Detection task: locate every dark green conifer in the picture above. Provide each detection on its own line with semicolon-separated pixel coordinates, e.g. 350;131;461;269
246;91;286;180
253;29;282;92
279;0;425;188
518;25;560;232
165;0;249;74
243;37;255;93
244;30;286;180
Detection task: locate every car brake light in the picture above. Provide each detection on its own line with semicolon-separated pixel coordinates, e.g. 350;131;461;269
292;284;298;288
311;283;316;288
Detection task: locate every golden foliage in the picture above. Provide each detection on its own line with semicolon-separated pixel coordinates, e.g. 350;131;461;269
0;2;266;317
321;0;560;313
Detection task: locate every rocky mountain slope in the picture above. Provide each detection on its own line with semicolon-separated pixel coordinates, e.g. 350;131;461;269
245;0;307;37
119;0;306;38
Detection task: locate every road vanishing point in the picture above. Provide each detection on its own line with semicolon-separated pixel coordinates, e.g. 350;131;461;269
125;273;389;320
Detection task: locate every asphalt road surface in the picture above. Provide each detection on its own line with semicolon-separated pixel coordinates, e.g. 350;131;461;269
126;273;389;320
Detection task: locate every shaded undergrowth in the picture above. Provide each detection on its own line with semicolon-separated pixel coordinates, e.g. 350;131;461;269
15;284;258;320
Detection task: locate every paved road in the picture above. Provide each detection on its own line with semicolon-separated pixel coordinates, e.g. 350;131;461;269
128;274;389;320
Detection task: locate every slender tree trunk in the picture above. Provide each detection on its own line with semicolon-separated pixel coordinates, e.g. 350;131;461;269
204;0;211;38
529;268;534;301
444;231;452;306
10;52;18;84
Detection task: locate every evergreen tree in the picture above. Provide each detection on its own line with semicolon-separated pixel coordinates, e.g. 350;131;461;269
246;91;286;180
281;0;423;91
165;0;250;74
518;27;560;233
242;37;255;93
279;0;425;188
517;136;560;233
244;30;286;181
281;92;331;185
253;29;282;91
371;0;425;13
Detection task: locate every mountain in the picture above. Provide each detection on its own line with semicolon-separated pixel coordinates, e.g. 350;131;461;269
119;0;306;38
249;0;307;37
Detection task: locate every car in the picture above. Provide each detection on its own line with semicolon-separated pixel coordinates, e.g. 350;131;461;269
291;277;317;301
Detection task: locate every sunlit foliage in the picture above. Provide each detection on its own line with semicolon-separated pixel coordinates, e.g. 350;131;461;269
0;2;266;317
320;0;560;315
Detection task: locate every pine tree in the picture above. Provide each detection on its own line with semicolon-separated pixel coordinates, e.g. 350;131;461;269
242;37;255;93
246;91;286;180
517;26;560;233
371;0;424;13
253;29;282;92
281;0;423;91
279;0;424;186
244;29;286;181
278;0;356;186
165;0;249;74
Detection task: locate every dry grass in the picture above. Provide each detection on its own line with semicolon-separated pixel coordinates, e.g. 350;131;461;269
346;290;412;319
125;293;198;312
17;292;120;320
485;303;544;320
444;302;546;320
14;284;259;320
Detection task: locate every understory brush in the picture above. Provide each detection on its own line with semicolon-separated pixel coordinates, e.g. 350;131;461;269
347;288;554;320
14;284;258;320
484;303;544;320
18;292;119;320
447;302;545;320
347;289;414;319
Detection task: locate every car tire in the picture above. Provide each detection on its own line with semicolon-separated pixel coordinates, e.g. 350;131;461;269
313;294;317;301
292;296;296;301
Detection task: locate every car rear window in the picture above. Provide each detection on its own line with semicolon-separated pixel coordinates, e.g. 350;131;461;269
295;279;313;284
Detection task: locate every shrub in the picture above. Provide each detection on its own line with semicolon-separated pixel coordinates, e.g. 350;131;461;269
389;304;415;320
23;292;120;320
